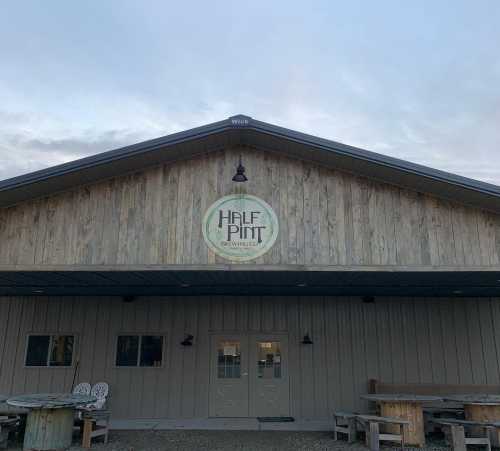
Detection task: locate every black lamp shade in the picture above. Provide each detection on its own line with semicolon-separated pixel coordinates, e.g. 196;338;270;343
232;162;248;182
181;334;194;346
301;334;313;345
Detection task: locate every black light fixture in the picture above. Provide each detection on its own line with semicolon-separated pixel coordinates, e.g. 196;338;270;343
362;296;375;304
301;334;313;345
181;334;194;346
232;156;248;182
122;295;136;303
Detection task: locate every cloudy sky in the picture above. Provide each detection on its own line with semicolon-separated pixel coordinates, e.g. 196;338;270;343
1;1;499;184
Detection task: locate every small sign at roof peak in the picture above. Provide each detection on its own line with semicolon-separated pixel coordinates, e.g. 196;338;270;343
229;114;252;126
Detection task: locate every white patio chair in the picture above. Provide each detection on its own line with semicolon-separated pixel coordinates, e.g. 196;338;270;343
89;382;109;410
73;383;92;422
81;382;110;448
72;382;91;396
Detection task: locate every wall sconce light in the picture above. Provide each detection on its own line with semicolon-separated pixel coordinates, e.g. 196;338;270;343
181;334;194;346
232;156;248;182
122;296;136;303
301;334;313;345
362;296;375;304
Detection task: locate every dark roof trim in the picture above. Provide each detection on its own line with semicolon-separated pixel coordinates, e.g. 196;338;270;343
248;117;500;198
0;114;499;210
0;267;499;297
0;117;233;191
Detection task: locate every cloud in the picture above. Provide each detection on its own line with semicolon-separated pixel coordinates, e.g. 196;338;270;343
0;130;141;180
1;92;499;187
0;1;499;186
0;98;239;181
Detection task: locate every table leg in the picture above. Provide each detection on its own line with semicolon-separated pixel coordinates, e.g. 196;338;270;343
0;425;8;449
464;404;500;448
82;418;93;449
380;401;425;447
23;408;74;451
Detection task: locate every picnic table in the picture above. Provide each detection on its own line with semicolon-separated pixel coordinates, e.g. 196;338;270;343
0;395;20;416
7;393;96;451
444;394;500;447
362;393;442;447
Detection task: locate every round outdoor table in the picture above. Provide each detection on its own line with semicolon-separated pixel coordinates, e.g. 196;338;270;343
7;393;96;451
444;394;500;447
362;394;442;447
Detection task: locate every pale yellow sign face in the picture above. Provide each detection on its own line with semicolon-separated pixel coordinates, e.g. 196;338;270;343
202;194;279;262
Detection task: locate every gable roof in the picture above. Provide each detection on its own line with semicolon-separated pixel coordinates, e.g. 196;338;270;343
1;114;499;212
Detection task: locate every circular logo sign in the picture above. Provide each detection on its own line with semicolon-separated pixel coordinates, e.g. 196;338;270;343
202;194;279;261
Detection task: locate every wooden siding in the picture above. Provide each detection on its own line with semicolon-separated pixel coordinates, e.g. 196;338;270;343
0;148;499;268
1;296;500;420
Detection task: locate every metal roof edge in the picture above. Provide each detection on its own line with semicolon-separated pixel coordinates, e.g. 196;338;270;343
0;116;235;192
247;117;500;198
0;113;499;203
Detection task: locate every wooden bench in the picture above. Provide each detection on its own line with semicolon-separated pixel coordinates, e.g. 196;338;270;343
356;414;409;451
81;410;110;449
0;417;19;449
332;411;357;442
430;418;494;451
368;380;500;397
423;406;465;433
368;379;498;432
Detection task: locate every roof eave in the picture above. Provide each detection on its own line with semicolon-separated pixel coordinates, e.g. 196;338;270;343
0;114;499;213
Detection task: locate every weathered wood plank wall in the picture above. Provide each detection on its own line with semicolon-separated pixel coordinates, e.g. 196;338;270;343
0;148;499;267
1;296;499;420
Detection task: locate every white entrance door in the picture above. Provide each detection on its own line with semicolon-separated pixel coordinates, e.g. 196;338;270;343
249;334;290;417
209;335;249;417
209;334;289;418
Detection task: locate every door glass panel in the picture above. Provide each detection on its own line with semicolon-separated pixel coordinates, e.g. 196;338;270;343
257;341;282;379
217;340;241;378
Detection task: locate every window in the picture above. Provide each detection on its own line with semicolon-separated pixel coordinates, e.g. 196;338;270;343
217;340;241;378
25;335;75;367
257;341;282;379
116;335;163;367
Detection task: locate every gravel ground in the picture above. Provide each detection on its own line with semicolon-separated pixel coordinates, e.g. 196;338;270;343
8;430;452;451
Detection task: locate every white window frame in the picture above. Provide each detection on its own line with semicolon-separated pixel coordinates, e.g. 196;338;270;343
115;334;165;368
24;333;76;368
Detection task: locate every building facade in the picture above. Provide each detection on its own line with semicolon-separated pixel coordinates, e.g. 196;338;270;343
0;115;499;429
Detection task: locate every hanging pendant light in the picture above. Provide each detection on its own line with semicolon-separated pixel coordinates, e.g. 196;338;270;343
301;334;313;345
181;334;194;346
232;156;248;182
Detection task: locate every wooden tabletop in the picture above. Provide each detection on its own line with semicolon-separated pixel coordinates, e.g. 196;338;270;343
443;394;500;405
361;394;443;402
7;393;96;410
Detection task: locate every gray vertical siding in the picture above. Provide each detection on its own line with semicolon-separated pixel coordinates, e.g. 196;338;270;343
1;296;500;420
1;148;499;268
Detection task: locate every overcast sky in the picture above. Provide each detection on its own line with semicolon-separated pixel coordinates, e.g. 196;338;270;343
1;1;499;184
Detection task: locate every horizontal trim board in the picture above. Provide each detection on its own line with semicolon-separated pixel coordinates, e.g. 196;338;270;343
1;264;500;272
108;418;332;431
